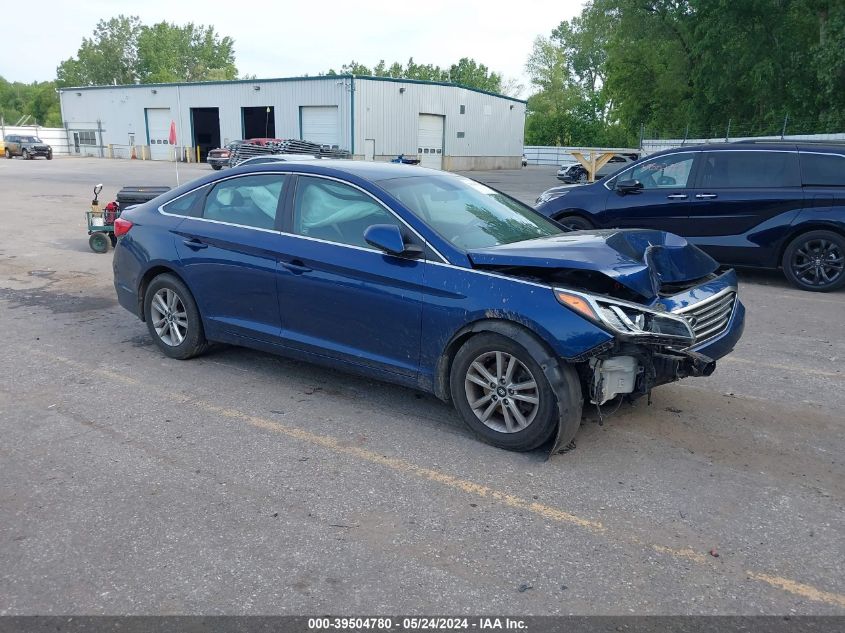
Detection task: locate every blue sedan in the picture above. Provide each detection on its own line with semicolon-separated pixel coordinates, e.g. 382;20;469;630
112;161;745;453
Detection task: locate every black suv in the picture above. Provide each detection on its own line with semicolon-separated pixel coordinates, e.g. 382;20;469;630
534;142;845;291
4;135;53;160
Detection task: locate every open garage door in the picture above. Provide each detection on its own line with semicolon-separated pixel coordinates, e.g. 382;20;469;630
301;106;339;146
191;107;220;161
418;114;444;170
242;106;275;139
145;108;173;160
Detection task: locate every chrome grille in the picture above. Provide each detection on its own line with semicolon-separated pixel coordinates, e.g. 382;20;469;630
674;290;736;343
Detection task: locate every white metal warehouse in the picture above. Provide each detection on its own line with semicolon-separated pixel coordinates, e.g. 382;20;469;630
58;75;526;170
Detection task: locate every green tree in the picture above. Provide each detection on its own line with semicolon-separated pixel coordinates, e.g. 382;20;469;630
136;22;236;83
56;16;237;87
57;15;141;86
325;57;507;92
0;77;62;127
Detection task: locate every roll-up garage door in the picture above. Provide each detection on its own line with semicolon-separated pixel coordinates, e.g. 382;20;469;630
301;106;339;146
145;107;172;160
418;114;444;170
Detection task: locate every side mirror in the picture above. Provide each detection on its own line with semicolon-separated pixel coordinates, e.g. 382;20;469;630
364;224;423;258
616;179;643;194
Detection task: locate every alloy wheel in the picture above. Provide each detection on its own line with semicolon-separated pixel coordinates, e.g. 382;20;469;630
464;351;540;433
790;238;844;287
150;288;189;346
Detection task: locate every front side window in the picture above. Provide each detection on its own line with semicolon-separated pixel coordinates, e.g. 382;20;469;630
379;174;561;250
202;175;285;230
293;177;401;248
800;153;845;187
698;151;800;188
626;153;696;189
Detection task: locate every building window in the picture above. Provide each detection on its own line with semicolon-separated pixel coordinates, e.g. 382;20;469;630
77;130;97;146
456;132;465;138
459;105;466;114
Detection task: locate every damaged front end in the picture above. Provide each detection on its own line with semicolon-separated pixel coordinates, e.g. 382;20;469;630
553;287;716;407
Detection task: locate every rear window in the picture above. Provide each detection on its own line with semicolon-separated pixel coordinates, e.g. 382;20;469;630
800;153;845;187
698;151;800;188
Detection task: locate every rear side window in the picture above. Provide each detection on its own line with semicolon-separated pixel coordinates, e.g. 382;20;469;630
800;153;845;186
160;185;210;217
203;175;285;230
698;151;800;188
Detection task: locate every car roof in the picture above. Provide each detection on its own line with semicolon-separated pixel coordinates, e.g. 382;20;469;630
231;159;443;181
651;142;845;155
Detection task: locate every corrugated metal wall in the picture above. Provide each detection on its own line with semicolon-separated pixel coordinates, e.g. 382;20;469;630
58;76;525;168
59;78;352;156
354;78;525;160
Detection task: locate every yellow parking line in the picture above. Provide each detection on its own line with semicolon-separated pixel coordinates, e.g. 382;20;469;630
32;350;845;608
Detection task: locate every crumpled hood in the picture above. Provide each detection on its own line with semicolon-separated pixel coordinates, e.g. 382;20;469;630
466;229;719;299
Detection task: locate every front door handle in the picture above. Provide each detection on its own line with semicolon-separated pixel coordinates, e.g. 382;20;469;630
666;194;688;199
280;259;312;274
182;238;208;250
695;193;718;199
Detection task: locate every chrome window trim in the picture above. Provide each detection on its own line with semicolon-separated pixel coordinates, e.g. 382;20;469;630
158;170;448;264
799;151;845;158
292;173;448;263
603;150;700;190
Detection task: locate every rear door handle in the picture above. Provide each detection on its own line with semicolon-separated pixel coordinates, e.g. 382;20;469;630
182;238;208;250
666;194;688;199
695;193;718;199
280;259;312;274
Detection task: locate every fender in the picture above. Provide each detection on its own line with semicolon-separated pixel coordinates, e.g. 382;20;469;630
435;319;583;458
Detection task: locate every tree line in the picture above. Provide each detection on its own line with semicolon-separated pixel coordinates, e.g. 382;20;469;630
525;0;845;146
4;4;843;146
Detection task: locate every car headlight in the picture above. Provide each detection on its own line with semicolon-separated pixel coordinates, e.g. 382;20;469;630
535;190;570;205
554;288;694;343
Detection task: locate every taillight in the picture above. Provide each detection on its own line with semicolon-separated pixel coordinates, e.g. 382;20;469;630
114;217;133;237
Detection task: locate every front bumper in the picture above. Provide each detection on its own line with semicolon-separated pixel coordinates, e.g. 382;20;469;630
207;157;229;167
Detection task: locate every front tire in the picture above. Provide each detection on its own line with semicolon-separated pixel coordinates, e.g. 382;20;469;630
556;214;594;232
211;164;222;170
47;151;53;160
450;333;566;451
782;230;845;292
21;149;29;160
143;274;208;359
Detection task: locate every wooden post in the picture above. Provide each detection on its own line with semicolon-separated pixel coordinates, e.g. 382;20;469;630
196;145;200;164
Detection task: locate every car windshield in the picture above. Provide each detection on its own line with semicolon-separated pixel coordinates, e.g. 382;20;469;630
378;174;562;249
22;136;41;143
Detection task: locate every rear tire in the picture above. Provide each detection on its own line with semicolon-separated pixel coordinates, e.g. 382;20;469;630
4;149;10;159
143;274;208;360
556;214;594;232
450;332;569;452
782;230;845;292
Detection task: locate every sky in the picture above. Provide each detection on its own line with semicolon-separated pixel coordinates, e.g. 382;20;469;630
1;0;586;97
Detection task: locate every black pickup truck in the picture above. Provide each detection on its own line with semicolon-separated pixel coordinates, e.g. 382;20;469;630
4;134;52;159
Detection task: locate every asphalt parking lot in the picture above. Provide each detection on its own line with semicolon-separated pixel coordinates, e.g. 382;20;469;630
1;158;843;615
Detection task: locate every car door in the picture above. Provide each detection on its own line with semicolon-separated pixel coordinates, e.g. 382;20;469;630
274;175;425;378
172;173;287;343
600;151;699;233
688;150;803;265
